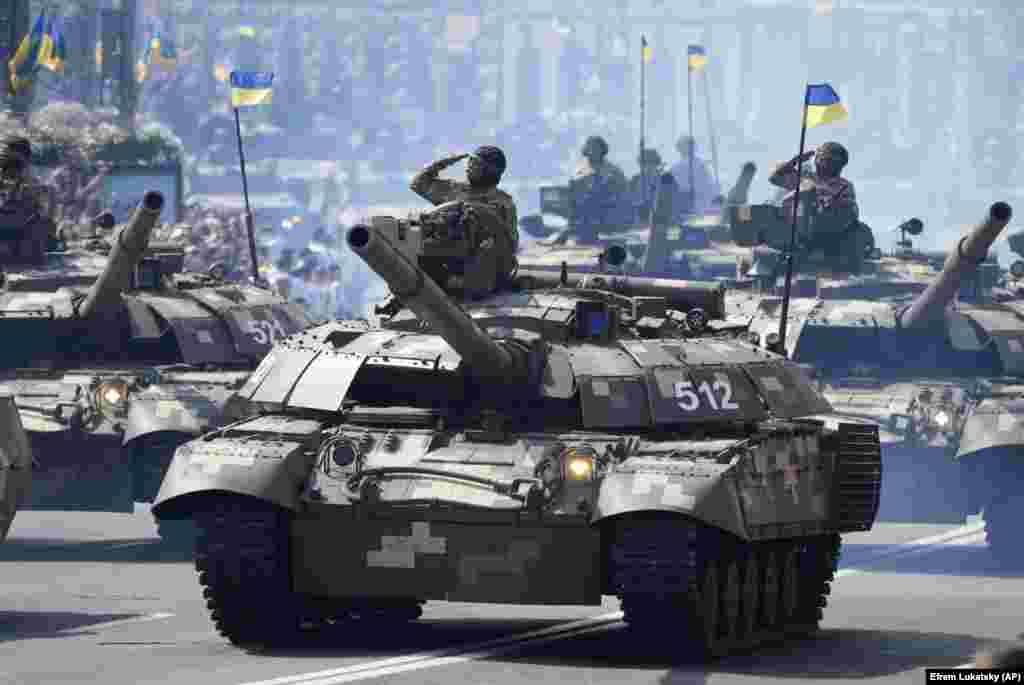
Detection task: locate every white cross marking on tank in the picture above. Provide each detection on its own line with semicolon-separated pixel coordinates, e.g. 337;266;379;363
366;521;448;569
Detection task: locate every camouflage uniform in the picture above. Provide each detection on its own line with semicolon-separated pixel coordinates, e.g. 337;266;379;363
570;159;627;238
0;138;54;260
410;146;518;286
768;142;867;272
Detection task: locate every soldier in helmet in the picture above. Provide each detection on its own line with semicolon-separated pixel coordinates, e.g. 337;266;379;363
769;141;858;226
568;135;627;242
0;137;54;261
410;145;518;291
630;148;681;227
768;141;866;272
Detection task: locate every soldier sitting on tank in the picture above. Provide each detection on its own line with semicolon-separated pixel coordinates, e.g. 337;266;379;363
0;137;54;264
567;136;628;243
768;141;868;273
630;148;682;227
410;146;518;298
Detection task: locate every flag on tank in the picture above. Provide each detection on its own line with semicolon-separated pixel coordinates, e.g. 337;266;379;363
230;70;274;107
687;45;706;71
8;10;47;93
803;83;848;129
641;35;652;63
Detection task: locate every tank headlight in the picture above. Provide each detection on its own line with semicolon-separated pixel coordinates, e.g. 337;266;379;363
95;378;131;417
932;409;951;428
562;447;595;481
764;332;781;347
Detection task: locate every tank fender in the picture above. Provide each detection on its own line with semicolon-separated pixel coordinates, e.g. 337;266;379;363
122;387;235;446
152;432;318;519
592;468;746;540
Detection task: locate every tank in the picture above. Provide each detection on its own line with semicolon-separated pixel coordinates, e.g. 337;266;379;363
0;190;315;543
153;196;881;656
727;200;1024;540
0;393;33;545
517;164;756;283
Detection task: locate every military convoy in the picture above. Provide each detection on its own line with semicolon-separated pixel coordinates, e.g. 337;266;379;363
0;189;314;543
153;194;881;656
723;193;1024;556
518;162;756;282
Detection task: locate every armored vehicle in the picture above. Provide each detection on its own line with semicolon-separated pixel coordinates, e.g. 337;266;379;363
727;199;1024;546
154;196;881;656
518;163;757;282
0;393;32;545
0;190;314;540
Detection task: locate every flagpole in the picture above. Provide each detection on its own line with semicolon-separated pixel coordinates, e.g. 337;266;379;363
687;55;695;214
777;84;811;357
232;106;261;284
701;67;721;190
640;36;647;216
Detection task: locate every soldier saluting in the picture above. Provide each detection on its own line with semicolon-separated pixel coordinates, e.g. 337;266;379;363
410;146;518;291
768;141;858;227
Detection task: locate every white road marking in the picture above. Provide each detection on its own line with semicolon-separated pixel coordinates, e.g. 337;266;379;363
235;522;990;685
836;523;985;578
237;613;623;685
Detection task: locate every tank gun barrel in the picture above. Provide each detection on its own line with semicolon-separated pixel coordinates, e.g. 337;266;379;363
77;191;164;319
899;202;1012;329
346;224;529;382
725;162;757;207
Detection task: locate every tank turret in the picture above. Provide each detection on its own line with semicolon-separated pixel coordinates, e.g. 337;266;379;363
75;191;164;319
346;223;533;383
898;202;1012;329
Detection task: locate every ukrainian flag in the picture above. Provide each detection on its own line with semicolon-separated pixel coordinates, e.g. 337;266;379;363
42;16;66;74
8;11;47;93
230;70;274;107
687;45;707;71
149;36;178;72
641;35;652;63
37;15;55;70
804;83;848;129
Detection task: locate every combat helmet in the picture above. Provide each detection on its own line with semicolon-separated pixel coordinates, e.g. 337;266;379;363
815;142;849;175
470;145;507;181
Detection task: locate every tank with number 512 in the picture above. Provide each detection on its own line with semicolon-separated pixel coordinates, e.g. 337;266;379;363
0;190;314;543
154;196;882;658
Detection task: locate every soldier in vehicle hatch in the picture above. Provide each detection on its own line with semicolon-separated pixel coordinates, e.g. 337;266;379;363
769;141;859;228
410;145;518;290
0;137;54;261
767;141;868;272
569;135;628;242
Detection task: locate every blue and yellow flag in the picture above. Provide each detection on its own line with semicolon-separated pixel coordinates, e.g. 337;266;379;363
42;15;66;73
804;83;848;129
641;35;652;64
230;70;274;107
8;11;47;93
687;45;707;71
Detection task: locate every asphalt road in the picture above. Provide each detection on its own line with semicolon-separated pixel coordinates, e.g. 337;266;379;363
0;507;1019;685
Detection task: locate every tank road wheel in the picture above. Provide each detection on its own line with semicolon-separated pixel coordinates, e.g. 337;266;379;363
780;548;800;623
720;561;741;645
194;495;305;647
760;551;780;628
740;555;761;638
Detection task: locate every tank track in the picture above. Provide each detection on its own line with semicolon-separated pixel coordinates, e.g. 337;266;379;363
194;495;424;646
984;496;1024;564
609;513;840;659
